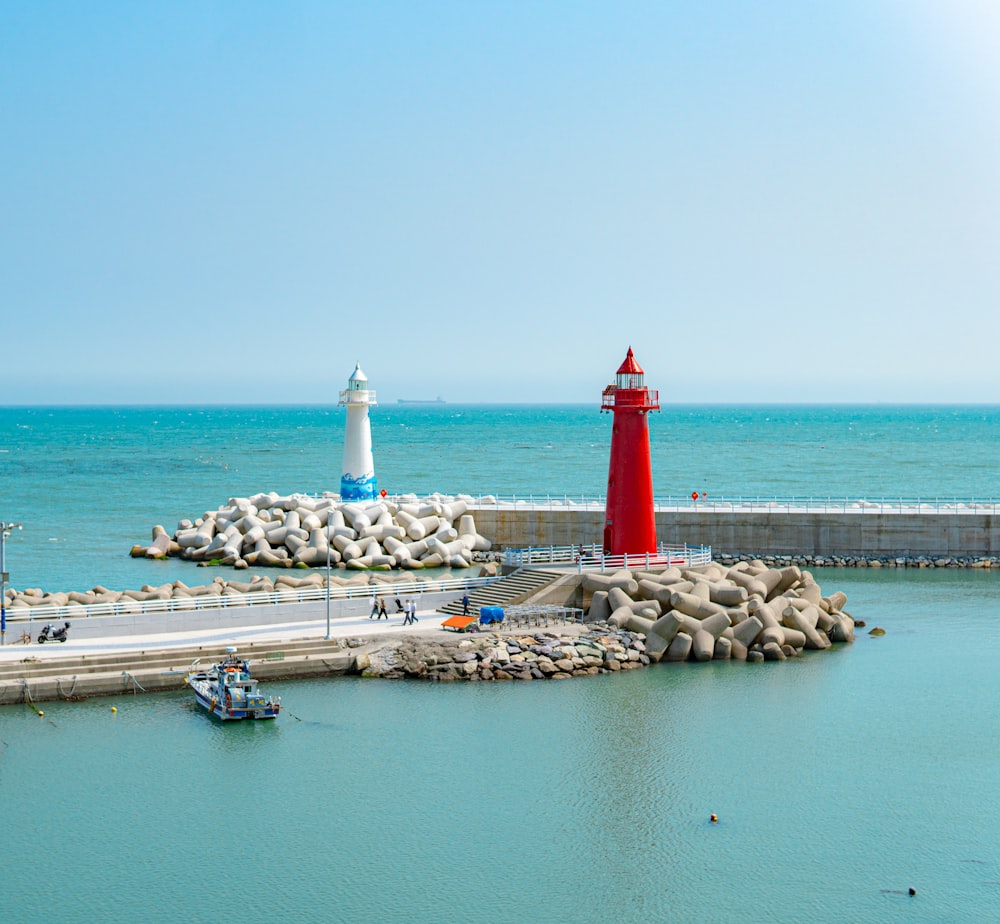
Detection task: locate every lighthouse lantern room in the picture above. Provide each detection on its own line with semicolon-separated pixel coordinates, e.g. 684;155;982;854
339;362;378;501
600;347;660;555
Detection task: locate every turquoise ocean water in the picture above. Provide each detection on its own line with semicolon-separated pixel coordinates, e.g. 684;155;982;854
1;405;999;922
2;403;1000;592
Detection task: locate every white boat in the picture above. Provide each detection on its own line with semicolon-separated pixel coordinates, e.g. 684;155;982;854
185;648;281;721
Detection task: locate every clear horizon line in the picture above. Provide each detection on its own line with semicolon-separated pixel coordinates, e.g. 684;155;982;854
3;399;1000;409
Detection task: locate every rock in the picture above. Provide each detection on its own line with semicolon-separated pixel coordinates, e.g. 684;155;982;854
732;615;764;647
665;632;693;662
691;629;715;662
829;615;855;643
762;642;787;661
670;591;727;620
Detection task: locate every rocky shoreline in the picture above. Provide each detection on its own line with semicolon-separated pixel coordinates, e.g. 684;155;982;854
356;625;649;681
718;552;1000;569
358;559;865;681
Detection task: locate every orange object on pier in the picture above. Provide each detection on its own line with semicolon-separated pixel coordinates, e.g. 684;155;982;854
441;615;477;631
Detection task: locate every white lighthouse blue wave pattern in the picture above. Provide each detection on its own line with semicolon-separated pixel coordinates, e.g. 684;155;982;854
340;471;378;502
339;361;378;503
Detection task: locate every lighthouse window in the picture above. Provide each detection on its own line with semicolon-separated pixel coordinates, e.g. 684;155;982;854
617;372;643;390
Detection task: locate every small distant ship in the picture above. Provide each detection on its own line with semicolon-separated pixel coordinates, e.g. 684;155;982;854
397;397;446;404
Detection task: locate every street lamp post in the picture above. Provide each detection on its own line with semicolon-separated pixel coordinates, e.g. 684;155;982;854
325;513;332;640
0;521;24;647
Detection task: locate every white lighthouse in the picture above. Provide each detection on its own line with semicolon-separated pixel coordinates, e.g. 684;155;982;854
338;362;378;501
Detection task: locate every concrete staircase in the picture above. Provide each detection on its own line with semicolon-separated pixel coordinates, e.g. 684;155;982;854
437;569;564;616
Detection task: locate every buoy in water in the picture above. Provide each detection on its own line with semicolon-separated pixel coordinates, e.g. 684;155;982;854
710;814;718;823
111;706;117;713
37;710;44;717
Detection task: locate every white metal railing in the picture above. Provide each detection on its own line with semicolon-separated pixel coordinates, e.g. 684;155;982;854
453;494;1000;514
3;575;497;624
304;491;1000;514
505;543;713;571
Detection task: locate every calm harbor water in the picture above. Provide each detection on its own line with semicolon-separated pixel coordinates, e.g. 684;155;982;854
1;404;999;922
2;568;998;923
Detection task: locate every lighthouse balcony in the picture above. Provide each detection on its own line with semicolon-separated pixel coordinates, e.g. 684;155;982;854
600;386;659;411
338;388;377;406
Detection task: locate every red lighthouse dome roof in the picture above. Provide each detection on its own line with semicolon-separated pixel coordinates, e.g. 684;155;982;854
616;347;644;376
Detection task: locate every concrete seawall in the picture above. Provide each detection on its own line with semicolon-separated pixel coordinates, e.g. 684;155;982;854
0;637;358;706
470;506;1000;558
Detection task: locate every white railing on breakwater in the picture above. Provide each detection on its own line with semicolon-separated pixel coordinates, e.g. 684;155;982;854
303;491;1000;514
3;575;497;625
504;543;712;571
447;494;1000;514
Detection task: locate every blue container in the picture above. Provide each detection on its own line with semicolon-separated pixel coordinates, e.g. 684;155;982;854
478;606;505;625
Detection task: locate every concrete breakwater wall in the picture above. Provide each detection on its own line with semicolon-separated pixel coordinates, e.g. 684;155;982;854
0;637;358;706
471;506;1000;559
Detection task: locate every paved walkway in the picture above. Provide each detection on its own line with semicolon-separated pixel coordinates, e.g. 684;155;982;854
0;606;451;662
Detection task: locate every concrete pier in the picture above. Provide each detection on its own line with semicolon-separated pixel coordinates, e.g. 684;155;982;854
0;637;357;705
468;505;1000;558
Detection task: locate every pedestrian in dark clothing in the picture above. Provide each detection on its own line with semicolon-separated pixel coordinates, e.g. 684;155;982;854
379;598;388;619
462;593;470;616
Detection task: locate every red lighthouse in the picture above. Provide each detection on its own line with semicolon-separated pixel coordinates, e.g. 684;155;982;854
601;347;660;555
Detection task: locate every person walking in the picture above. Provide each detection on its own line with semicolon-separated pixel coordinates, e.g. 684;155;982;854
402;600;412;626
410;599;419;623
369;595;379;619
462;593;470;617
378;598;388;619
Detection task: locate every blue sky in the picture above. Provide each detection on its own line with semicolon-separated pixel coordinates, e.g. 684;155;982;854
2;1;998;404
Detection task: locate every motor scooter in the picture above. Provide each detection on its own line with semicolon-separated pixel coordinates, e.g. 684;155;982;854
37;622;70;644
